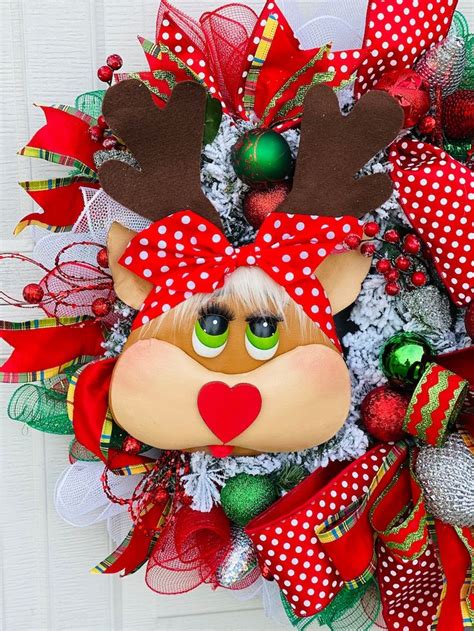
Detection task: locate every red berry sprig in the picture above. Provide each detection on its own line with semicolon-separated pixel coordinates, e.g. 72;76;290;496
97;52;123;85
345;221;428;296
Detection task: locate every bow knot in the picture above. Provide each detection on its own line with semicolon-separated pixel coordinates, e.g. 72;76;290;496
120;210;363;349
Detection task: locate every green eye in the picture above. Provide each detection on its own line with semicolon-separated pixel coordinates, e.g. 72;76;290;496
192;313;229;357
245;317;280;360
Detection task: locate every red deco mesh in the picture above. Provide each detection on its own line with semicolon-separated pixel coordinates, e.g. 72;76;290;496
146;505;233;594
156;1;258;113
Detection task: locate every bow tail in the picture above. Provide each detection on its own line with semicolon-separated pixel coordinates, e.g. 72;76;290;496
91;498;171;576
433;523;474;630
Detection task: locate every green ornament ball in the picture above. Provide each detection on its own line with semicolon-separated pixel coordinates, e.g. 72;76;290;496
380;331;433;388
231;128;293;185
220;473;278;526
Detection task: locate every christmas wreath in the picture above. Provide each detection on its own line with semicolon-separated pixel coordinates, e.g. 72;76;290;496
2;1;474;629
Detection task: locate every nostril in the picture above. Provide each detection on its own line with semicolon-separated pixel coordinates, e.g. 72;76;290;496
197;381;262;443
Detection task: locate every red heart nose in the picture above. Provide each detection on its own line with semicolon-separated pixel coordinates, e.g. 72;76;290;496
197;381;262;444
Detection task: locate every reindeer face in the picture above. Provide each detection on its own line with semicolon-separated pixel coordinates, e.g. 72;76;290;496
99;79;403;456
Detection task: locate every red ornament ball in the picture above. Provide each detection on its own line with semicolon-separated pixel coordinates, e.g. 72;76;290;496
361;385;410;442
383;228;400;244
122;436;142;454
23;283;44;304
96;247;109;268
385;269;400;282
344;233;362;250
97;65;113;83
88;125;103;142
243;183;290;229
363;221;380;237
376;258;392;274
417;114;436;135
92;297;112;317
360;242;376;257
385;281;401;296
465;302;474;341
395;255;411;271
376;69;430;127
102;136;117;150
403;234;421;254
411;271;427;287
106;54;123;70
442;90;474;140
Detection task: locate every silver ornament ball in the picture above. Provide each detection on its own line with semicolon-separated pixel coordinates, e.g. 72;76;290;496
416;433;474;527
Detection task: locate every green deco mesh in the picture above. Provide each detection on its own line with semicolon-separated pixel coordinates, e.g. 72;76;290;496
7;367;78;435
75;90;106;119
282;579;384;631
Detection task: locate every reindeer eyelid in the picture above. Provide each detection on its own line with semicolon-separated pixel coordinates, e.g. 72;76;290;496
198;302;235;321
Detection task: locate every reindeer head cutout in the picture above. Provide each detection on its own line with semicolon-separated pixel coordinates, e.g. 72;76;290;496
101;79;403;457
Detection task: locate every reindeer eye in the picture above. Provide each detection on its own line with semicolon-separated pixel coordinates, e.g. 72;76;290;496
245;317;280;361
192;314;229;358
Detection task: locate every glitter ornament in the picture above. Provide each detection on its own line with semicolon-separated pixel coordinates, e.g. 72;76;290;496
380;331;433;388
360;385;410;442
220;473;278;527
375;69;430;127
415;35;466;97
231;129;293;185
465;302;474;340
215;526;257;588
92;297;112;317
417;115;436;135
442;89;474;139
400;286;452;331
416;433;474;527
96;247;109;268
243;183;290;229
23;283;44;304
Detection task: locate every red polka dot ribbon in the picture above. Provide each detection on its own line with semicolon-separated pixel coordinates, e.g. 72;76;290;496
246;441;474;629
390;138;474;306
355;0;456;98
120;210;363;349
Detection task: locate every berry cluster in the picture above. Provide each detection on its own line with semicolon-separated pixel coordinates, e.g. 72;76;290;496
345;222;427;296
89;54;124;149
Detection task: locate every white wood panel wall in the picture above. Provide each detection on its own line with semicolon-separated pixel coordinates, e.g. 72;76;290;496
1;1;472;630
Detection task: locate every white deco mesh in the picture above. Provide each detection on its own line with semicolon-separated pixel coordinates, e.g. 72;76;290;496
278;0;366;51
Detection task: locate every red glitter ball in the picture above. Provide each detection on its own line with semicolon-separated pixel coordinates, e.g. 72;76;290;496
97;65;113;83
361;385;410;442
403;234;421;254
376;69;430;127
411;271;427;287
23;283;44;303
383;229;400;244
360;242;376;257
122;436;142;454
442;90;474;140
418;115;436;135
92;297;112;317
385;281;401;296
395;255;411;271
106;54;123;71
88;125;103;142
363;221;380;237
96;247;109;268
102;136;117;150
345;234;362;249
376;258;392;274
243;183;290;229
385;269;400;282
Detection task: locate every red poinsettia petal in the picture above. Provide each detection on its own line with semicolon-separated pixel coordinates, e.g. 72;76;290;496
19;106;99;172
16;177;99;234
355;0;456;97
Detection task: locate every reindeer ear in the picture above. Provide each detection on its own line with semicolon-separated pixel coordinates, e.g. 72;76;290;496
107;222;153;309
315;249;372;315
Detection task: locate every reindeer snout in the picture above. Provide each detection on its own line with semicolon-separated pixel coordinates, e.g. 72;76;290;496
197;381;262;444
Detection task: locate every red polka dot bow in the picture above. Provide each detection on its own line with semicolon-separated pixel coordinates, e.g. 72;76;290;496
120;210;363;349
390;139;474;306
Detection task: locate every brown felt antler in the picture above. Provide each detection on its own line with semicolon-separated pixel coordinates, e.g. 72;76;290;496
276;85;404;217
98;79;222;228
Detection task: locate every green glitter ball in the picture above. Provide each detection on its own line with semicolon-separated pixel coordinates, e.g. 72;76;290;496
230;129;293;185
380;331;433;389
220;473;278;526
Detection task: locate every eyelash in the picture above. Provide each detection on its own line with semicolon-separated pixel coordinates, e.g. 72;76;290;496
245;312;284;323
199;302;235;321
